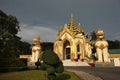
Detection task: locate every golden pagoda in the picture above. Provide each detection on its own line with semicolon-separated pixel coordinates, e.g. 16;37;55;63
54;14;92;61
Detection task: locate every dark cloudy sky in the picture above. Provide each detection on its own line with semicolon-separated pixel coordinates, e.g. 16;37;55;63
0;0;120;43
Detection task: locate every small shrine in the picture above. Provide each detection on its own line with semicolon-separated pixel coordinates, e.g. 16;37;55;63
54;14;92;62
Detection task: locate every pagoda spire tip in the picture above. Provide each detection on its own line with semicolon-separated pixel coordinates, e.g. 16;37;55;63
71;13;73;19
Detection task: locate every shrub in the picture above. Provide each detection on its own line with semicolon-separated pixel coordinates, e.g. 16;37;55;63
40;50;64;80
56;61;64;73
42;50;59;65
0;58;26;73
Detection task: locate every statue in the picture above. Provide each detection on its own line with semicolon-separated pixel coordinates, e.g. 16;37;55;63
95;29;110;62
31;37;42;62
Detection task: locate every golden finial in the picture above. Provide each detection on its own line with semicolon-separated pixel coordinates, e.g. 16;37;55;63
69;13;75;30
77;22;83;32
71;13;73;19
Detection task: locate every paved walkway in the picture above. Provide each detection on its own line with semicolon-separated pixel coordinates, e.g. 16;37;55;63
65;67;120;80
67;69;102;80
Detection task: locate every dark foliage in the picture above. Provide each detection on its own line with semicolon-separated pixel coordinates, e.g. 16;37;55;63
0;10;31;72
108;40;120;49
42;50;59;65
56;61;64;73
40;50;64;80
41;42;53;51
18;41;31;55
35;59;41;69
90;31;97;41
0;58;26;73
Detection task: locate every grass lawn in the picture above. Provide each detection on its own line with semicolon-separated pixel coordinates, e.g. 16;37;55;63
0;70;80;80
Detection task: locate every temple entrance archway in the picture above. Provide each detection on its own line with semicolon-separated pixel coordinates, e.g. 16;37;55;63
63;40;71;60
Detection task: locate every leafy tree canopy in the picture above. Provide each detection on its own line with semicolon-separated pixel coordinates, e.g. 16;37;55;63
0;10;31;70
0;10;31;55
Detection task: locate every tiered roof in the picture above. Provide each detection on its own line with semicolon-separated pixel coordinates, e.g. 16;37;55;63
56;14;84;39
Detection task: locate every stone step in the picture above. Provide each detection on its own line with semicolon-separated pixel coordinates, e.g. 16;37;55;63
27;60;90;68
62;60;90;66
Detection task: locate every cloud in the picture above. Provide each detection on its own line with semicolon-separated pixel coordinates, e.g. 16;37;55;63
1;0;120;41
113;32;120;40
17;23;58;43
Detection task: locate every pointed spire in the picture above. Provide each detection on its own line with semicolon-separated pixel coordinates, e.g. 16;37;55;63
71;13;73;20
59;26;63;32
69;13;76;30
64;24;68;29
69;13;74;25
77;22;83;32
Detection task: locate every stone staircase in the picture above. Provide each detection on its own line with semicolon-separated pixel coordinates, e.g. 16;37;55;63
62;60;90;66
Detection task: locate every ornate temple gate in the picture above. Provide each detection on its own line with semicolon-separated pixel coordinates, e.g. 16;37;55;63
63;40;71;60
54;15;93;61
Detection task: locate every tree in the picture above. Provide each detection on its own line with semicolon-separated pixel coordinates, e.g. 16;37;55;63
18;41;31;55
41;42;53;51
0;10;30;72
0;10;20;57
40;50;64;80
90;31;97;53
108;40;120;49
90;31;97;41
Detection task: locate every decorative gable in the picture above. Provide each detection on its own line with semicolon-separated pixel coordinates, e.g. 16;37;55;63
56;14;84;41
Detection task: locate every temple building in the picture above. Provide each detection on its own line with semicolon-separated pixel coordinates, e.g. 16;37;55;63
19;15;120;67
54;15;92;61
